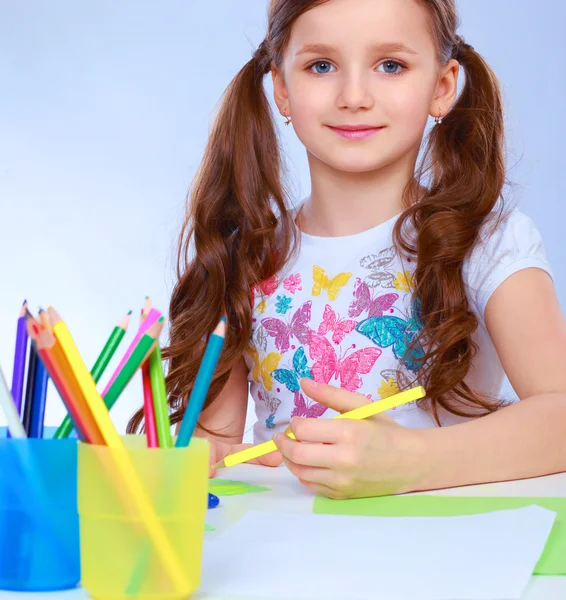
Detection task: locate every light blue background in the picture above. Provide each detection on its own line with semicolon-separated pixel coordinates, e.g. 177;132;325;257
1;1;564;436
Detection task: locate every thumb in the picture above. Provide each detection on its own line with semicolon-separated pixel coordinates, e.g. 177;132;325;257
300;378;370;414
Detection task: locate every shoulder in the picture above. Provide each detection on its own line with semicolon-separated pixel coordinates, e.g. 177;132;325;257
463;207;553;320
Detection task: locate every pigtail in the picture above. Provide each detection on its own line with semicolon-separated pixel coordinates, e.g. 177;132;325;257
394;35;508;423
127;40;298;434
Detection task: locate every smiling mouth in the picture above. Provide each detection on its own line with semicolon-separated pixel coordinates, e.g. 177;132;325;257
327;125;385;139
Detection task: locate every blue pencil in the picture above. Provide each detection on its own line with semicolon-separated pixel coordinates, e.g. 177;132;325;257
29;357;49;438
175;317;226;448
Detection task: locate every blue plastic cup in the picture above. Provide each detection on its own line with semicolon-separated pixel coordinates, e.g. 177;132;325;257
0;438;80;591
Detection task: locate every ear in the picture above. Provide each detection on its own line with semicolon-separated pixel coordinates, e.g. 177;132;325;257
271;63;290;117
429;58;460;118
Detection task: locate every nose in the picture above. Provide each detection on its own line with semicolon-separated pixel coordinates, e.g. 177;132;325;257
336;68;375;112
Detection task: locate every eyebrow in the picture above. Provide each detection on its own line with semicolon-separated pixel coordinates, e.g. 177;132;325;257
296;42;418;56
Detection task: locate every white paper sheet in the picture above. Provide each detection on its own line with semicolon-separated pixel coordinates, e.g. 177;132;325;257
199;505;556;600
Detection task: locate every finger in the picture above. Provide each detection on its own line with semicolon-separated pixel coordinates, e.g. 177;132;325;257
289;415;352;444
300;378;370;414
297;479;343;500
282;457;338;488
274;432;338;468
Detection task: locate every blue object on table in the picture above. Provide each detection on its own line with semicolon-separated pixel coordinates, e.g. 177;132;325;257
208;493;219;509
0;438;80;591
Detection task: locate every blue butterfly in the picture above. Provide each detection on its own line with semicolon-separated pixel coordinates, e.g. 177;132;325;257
272;346;312;393
265;414;276;429
355;298;425;372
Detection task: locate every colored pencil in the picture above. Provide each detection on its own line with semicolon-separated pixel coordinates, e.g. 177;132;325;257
213;385;427;469
141;300;158;448
8;301;28;438
176;317;226;448
101;307;162;397
149;344;171;448
22;341;38;434
0;365;26;438
102;318;165;413
29;353;49;438
54;310;132;439
46;306;189;592
27;316;96;443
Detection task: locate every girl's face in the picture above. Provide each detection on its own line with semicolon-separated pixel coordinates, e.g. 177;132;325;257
273;0;458;174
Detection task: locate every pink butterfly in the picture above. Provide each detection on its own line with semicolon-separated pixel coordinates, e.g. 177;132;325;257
291;391;328;419
348;278;399;318
308;331;381;392
318;304;357;344
262;301;312;354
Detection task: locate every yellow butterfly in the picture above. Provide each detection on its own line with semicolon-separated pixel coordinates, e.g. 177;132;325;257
246;346;282;391
312;266;352;301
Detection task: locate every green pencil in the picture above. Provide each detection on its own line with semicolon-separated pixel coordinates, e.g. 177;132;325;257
102;317;165;412
149;343;172;448
53;310;131;439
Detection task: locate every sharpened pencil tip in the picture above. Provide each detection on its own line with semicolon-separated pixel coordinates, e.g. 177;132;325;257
212;318;226;338
127;310;133;315
212;460;225;470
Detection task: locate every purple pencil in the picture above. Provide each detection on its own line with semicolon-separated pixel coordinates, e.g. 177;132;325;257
10;300;28;416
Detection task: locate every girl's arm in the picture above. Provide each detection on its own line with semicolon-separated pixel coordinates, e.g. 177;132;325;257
191;355;283;473
417;266;566;490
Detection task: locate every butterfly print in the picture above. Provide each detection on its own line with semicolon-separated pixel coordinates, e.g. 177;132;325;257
348;278;399;319
272;347;312;393
380;367;417;392
258;389;281;429
359;247;397;289
252;274;279;302
312;266;352;301
251;324;269;353
318;304;357;344
246;346;282;391
308;331;381;392
356;298;425;372
291;391;328;419
262;300;312;354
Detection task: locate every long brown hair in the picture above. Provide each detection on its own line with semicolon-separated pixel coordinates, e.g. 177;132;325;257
128;0;507;434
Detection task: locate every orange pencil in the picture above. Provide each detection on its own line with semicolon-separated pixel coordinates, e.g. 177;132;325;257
27;314;103;444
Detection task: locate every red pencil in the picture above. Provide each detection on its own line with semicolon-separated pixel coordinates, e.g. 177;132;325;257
141;299;158;448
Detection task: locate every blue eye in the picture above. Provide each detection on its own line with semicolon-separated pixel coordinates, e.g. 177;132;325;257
308;60;335;75
378;60;404;75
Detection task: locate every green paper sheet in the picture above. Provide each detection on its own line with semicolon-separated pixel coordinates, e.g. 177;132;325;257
314;495;566;575
209;478;270;496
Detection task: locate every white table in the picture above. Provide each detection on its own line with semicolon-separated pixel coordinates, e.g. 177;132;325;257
1;465;565;600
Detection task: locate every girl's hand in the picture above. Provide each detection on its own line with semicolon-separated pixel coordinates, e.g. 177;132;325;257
273;378;430;499
208;439;283;478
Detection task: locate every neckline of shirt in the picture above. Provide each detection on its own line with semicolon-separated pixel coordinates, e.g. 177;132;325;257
293;199;401;246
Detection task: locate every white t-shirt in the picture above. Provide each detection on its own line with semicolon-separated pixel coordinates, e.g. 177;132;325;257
243;201;553;443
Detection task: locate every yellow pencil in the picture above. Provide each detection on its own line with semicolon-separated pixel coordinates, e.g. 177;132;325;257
213;385;426;469
47;307;189;594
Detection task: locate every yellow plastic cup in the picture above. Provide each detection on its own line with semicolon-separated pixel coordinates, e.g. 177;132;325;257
78;435;209;600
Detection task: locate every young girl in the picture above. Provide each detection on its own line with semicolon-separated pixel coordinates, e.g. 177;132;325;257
129;0;566;500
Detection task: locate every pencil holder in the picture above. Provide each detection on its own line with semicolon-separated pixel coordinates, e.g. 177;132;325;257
0;438;80;592
78;435;209;600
